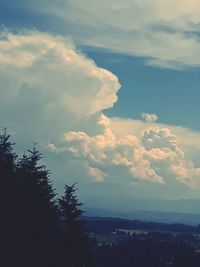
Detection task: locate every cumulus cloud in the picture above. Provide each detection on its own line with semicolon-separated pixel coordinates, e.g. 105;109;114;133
53;114;200;188
0;30;120;145
1;30;200;193
30;0;200;69
142;113;158;123
0;31;120;116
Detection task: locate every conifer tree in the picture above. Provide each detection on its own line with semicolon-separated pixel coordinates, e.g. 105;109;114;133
0;129;17;213
0;130;90;267
0;130;58;266
16;147;58;266
0;130;18;261
58;184;89;267
17;147;57;233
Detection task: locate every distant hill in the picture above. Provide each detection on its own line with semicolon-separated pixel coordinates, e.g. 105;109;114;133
85;206;200;225
84;215;200;234
83;197;200;216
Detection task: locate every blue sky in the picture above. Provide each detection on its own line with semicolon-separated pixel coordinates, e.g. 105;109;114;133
1;0;200;130
84;48;200;131
1;0;200;210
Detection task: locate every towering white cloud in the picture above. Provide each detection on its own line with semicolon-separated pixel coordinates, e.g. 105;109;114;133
0;31;120;144
0;30;200;192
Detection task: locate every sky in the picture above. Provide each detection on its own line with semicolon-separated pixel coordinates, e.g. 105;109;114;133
1;0;200;211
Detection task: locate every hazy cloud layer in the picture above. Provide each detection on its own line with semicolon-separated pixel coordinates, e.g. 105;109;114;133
28;0;200;69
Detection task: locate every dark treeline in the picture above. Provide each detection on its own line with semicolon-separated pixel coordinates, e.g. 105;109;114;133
87;221;200;267
0;129;90;267
91;238;200;267
85;217;200;234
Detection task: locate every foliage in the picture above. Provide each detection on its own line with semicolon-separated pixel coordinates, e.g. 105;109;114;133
0;130;89;267
58;184;89;267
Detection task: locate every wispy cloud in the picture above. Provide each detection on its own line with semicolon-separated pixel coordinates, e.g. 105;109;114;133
32;0;200;69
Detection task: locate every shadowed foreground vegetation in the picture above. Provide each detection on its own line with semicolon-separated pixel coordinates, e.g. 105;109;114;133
0;130;89;267
1;129;200;267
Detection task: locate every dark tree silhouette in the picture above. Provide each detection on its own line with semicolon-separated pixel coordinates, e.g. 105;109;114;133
16;147;58;266
0;130;90;267
17;147;58;232
0;131;58;266
0;129;18;266
58;184;89;267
